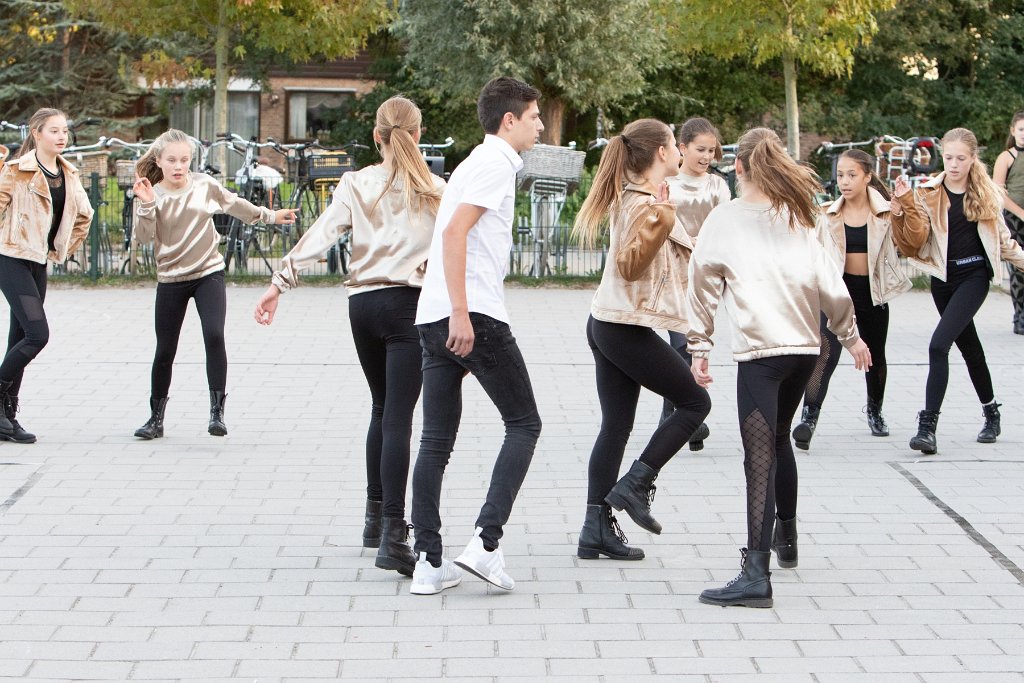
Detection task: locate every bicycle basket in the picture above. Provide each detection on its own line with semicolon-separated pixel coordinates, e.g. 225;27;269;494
115;159;137;191
517;144;586;194
67;150;110;190
306;152;354;180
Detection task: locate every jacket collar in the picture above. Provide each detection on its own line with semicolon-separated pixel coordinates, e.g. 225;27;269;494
826;186;890;217
623;180;659;197
12;150;79;177
922;171;946;189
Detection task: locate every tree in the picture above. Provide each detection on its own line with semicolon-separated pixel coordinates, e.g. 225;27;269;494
0;0;154;123
666;0;895;158
395;0;664;145
64;0;393;146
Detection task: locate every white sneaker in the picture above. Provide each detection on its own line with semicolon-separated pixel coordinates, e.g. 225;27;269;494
410;552;463;595
454;528;515;590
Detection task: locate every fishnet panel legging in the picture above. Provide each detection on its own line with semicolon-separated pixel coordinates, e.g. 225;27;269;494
1006;212;1024;326
737;356;816;551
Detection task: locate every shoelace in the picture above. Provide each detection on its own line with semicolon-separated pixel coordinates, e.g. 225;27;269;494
722;548;749;588
646;482;657;507
404;523;414;542
608;512;629;545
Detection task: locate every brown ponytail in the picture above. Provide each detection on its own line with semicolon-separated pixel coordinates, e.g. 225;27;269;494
17;108;67;159
736;127;822;230
942;127;1001;222
370;96;441;216
573;118;674;246
135;129;194;185
839;149;890;201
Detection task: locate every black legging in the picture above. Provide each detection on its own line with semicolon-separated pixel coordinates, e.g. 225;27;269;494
663;331;694;421
803;274;889;410
925;264;994;411
737;355;816;552
151;270;227;398
348;286;423;519
0;255;49;394
585;316;711;506
1006;211;1024;326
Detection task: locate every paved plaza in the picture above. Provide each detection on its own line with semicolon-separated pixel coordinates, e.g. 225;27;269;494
1;282;1024;681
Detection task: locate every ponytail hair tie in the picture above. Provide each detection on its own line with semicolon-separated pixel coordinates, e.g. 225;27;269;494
620;134;630;146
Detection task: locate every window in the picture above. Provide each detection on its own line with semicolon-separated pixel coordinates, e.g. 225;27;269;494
287;90;353;142
168;91;260;178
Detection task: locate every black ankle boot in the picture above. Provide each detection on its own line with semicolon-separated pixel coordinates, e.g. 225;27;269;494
605;460;662;535
0;380;17;438
977;401;1002;443
792;405;819;450
771;515;798;569
688;423;711;452
865;399;889;437
374;517;416;576
208;391;227;436
1;392;35;443
362;499;382;548
578;504;645;560
909;409;939;455
134;397;169;440
699;548;773;608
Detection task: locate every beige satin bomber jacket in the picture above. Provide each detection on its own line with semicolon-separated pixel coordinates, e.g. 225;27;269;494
816;186;912;306
666;171;731;240
273;165;444;295
891;172;1024;282
686;199;860;362
589;181;694;333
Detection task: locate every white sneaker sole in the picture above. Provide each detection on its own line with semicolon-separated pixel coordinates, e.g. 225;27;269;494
454;558;514;591
409;575;462;595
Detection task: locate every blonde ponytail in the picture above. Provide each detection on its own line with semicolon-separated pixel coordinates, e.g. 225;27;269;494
573;118;673;247
371;96;441;216
737;127;821;230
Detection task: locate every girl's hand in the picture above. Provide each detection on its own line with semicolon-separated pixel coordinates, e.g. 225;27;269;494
274;208;297;224
691;357;713;388
889;177;911;216
848;338;872;371
254;285;281;325
133;176;155;203
653;182;669;204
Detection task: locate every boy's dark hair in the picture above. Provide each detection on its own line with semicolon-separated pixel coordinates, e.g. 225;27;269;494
477;77;541;134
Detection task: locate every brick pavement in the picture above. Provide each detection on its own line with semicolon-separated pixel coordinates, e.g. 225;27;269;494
0;283;1023;681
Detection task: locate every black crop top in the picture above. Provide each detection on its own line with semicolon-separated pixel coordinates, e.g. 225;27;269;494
844;224;868;254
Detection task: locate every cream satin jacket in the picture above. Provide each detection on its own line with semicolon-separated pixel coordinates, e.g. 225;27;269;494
891;172;1024;282
136;173;274;283
0;152;93;265
686;199;859;362
590;181;694;333
273;166;444;295
666;172;731;240
816;186;911;306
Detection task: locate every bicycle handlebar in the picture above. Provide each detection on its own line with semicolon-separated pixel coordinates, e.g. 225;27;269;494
816;139;874;154
418;137;455;151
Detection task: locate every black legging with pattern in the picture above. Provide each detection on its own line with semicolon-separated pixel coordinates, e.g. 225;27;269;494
737;355;816;552
1006;212;1024;327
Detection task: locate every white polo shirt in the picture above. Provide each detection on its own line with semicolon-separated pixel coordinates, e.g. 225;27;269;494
415;134;523;325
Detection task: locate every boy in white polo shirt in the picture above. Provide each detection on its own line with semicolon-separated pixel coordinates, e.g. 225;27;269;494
410;77;545;595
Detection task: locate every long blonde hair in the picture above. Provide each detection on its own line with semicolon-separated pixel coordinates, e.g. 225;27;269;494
736;127;821;230
942;127;1001;222
573;118;673;246
136;129;195;185
17;108;67;159
371;96;442;216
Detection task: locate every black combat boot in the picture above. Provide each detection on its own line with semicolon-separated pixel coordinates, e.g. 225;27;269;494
605;460;662;535
362;499;383;548
374;517;416;577
771;515;798;569
699;548;773;608
977;401;1002;444
909;409;939;455
688;423;711;452
865;399;889;437
1;392;35;443
208;391;227;436
792;405;820;451
0;380;17;438
134;397;169;440
577;504;645;560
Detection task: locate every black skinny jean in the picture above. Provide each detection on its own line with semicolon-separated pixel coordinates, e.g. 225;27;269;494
737;355;816;552
803;273;889;410
925;263;994;411
412;313;542;565
586;317;711;506
150;270;227;398
0;255;49;394
348;287;423;519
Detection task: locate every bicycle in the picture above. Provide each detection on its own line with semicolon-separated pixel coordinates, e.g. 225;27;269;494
875;134;941;191
105;137;154;275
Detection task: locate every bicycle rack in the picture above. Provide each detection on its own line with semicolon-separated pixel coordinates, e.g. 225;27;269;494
517;144;586;278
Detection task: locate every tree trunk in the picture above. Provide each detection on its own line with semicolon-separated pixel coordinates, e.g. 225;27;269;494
540;96;565;146
783;54;799;159
213;0;231;171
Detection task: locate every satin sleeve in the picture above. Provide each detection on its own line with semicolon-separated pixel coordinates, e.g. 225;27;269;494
615;201;675;281
272;183;353;291
685;239;724;359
